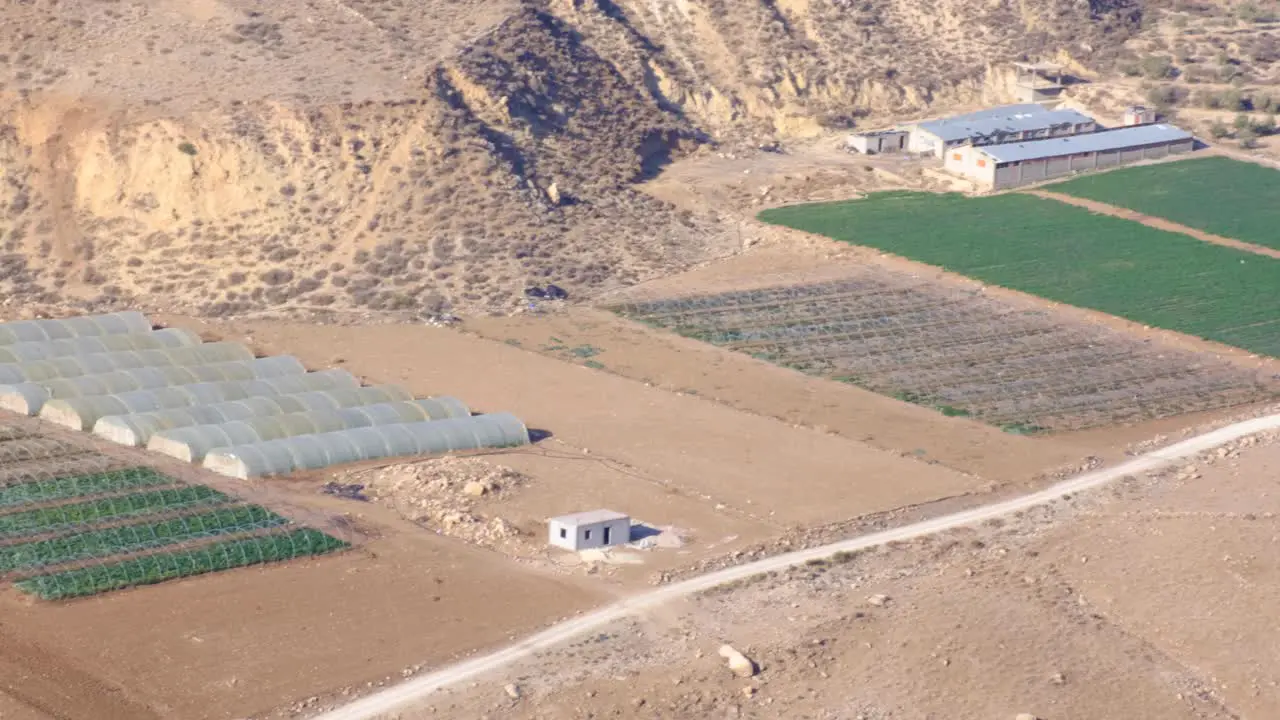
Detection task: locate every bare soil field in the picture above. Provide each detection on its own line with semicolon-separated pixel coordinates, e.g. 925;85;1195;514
0;493;603;720
162;315;1003;530
399;430;1280;720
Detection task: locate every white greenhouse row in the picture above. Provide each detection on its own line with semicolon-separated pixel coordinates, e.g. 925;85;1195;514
0;356;306;415
0;311;150;345
0;342;254;385
0;328;199;363
203;413;530;478
94;386;425;446
0;312;531;476
149;399;473;462
40;369;360;430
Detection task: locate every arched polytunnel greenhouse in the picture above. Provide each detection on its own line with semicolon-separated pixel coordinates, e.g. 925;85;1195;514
0;356;305;415
0;312;531;476
0;328;199;363
149;398;472;462
203;413;530;478
39;369;360;430
0;311;150;345
93;385;426;446
0;342;254;385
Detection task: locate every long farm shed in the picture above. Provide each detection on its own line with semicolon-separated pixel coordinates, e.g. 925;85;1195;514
759;192;1280;357
1047;156;1280;250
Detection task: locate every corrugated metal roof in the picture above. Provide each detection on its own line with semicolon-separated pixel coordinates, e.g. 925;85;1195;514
976;124;1195;164
914;104;1093;142
552;509;630;527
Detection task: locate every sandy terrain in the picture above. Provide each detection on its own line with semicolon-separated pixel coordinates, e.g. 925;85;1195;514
398;430;1280;720
167;316;1007;530
0;493;604;720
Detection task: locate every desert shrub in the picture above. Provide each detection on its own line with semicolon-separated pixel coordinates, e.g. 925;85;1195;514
1141;55;1175;79
227;271;246;286
177;142;198;156
294;277;322;293
259;268;294;286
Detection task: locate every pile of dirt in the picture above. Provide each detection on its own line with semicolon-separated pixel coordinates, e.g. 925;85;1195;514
342;457;533;552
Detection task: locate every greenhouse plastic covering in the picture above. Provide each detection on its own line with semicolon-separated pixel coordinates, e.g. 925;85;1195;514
0;311;151;345
149;398;474;462
39;369;359;431
203;412;530;478
93;385;426;447
0;356;305;416
0;342;253;385
0;329;199;363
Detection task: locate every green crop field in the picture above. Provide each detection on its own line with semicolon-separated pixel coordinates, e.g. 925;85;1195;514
759;192;1280;357
0;485;230;538
0;467;171;509
1047;157;1280;249
0;505;289;574
16;528;349;600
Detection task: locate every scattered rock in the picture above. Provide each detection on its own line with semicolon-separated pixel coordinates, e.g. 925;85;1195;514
718;644;758;678
1015;714;1040;720
867;594;890;607
503;683;521;699
742;685;757;698
1050;671;1067;685
337;457;530;551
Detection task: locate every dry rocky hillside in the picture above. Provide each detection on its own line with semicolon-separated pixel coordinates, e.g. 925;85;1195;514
0;0;1149;318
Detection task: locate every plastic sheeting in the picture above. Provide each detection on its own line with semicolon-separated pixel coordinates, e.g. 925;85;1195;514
0;329;200;363
0;342;253;385
203;413;529;478
93;385;425;446
150;398;474;462
0;356;305;416
0;312;151;345
39;369;359;430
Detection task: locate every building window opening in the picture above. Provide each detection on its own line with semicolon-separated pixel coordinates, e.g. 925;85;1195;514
603;527;612;544
584;529;592;540
559;528;567;539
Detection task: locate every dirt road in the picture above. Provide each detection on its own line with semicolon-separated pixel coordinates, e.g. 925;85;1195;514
311;411;1280;720
1026;189;1280;260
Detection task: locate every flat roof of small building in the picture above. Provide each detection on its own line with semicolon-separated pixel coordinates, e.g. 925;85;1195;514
551;509;630;527
914;105;1094;142
975;124;1194;164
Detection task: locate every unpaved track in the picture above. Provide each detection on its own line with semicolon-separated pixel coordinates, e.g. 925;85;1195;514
1026;189;1280;260
312;412;1280;720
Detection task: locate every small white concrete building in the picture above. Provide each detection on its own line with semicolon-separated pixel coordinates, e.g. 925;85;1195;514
548;509;631;551
1123;106;1157;126
847;129;909;155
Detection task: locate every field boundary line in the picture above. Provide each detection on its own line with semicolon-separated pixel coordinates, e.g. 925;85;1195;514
1025;190;1280;260
310;412;1280;720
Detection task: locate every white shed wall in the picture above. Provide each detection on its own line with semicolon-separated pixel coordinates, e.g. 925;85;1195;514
548;518;631;551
